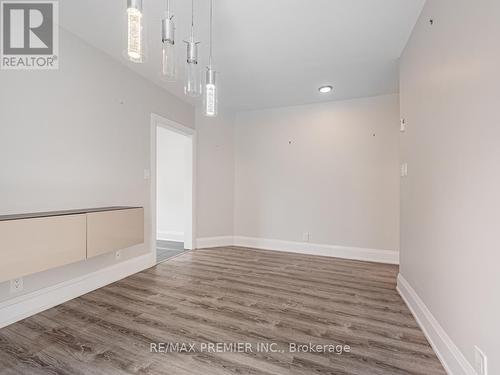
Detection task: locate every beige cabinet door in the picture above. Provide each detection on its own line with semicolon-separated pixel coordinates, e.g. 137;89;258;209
86;208;144;258
0;214;87;283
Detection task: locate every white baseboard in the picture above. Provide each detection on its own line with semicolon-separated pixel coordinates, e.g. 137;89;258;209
157;231;184;242
196;236;234;249
233;236;399;264
0;253;155;329
397;274;477;375
196;235;398;264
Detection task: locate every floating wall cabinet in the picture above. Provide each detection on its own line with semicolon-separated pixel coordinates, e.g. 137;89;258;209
0;214;87;284
87;208;144;258
0;207;144;284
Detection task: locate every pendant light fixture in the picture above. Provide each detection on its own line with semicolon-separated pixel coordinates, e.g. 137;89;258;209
204;0;218;117
126;0;144;63
184;0;202;97
161;0;176;80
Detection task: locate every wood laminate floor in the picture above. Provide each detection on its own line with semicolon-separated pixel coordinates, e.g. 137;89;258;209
0;247;446;375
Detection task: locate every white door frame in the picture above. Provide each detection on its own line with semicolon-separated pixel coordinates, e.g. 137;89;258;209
150;113;196;255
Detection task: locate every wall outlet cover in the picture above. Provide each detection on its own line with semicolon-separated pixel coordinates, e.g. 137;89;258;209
10;278;24;293
302;232;310;242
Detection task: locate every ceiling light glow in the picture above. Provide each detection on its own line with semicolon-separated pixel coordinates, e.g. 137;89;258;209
319;85;333;94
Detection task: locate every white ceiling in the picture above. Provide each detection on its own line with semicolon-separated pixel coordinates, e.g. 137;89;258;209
60;0;425;111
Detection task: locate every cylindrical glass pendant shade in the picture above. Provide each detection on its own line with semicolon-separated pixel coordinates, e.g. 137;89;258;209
204;0;219;114
161;15;176;81
204;68;218;117
161;41;176;80
184;40;201;97
126;0;144;63
185;60;202;97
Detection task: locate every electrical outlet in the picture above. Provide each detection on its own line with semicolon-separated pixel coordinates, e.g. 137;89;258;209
474;346;487;375
115;250;122;260
10;278;23;294
302;232;310;242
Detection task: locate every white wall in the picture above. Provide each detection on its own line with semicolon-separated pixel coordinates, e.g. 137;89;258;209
0;28;193;303
156;127;187;241
234;94;400;253
196;109;235;239
400;0;500;373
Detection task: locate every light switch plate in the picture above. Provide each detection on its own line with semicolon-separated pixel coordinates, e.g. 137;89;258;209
401;163;408;177
400;118;406;132
474;346;487;375
10;278;23;294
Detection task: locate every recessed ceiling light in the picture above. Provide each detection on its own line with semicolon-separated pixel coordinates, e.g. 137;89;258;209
319;85;333;94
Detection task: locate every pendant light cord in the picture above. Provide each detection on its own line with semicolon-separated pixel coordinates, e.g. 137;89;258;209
209;0;213;67
190;0;194;40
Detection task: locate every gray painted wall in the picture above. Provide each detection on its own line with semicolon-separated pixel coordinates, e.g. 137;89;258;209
400;0;499;372
0;28;193;302
234;94;400;252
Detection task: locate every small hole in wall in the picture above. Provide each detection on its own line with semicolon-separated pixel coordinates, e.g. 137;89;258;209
373;133;376;137
288;140;292;145
429;19;434;26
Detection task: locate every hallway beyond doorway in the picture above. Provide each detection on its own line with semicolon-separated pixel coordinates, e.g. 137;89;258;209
156;240;184;263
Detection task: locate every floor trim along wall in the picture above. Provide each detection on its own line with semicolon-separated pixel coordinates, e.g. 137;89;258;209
196;236;399;264
196;236;234;249
0;253;155;329
157;231;184;242
397;274;477;375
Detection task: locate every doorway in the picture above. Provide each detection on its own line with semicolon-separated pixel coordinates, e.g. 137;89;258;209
150;114;196;264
